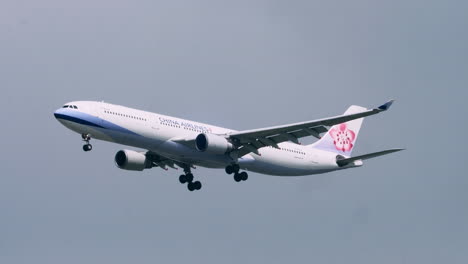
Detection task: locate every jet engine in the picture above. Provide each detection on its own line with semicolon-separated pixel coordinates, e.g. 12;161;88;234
115;150;152;171
195;133;233;155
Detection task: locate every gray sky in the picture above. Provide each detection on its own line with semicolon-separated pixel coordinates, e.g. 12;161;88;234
1;0;467;263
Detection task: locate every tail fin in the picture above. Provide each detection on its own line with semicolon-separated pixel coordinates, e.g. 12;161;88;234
310;105;366;156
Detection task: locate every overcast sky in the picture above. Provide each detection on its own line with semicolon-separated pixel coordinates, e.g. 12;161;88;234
1;0;467;263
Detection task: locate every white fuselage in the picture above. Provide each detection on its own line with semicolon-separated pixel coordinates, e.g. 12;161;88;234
54;101;355;176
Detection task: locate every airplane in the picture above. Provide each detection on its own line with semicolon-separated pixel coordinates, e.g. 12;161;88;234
53;100;403;191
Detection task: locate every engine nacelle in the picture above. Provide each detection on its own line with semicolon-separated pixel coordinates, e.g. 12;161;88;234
195;133;233;155
114;150;152;171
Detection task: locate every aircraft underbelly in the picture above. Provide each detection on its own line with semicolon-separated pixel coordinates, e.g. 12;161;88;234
60;118;337;176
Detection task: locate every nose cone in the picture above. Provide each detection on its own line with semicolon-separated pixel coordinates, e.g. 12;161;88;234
53;108;66;120
53;108;72;127
53;106;82;131
53;109;61;119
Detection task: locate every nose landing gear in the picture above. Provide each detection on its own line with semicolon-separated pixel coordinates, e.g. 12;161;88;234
225;164;248;182
82;133;92;152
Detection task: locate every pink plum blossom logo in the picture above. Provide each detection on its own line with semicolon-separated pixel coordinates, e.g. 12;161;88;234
329;123;356;152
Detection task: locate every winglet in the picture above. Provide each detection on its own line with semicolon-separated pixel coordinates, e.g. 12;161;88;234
377;99;395;111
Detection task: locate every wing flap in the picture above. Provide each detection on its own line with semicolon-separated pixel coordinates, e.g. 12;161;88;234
146;151;191;171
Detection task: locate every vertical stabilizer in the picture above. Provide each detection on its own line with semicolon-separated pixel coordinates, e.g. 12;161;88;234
310;105;366;156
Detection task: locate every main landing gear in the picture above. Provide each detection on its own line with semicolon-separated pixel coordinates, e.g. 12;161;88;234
82;133;92;152
225;164;248;182
178;167;202;191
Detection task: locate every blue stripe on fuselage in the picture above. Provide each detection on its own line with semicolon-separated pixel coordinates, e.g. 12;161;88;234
54;113;104;129
54;109;140;136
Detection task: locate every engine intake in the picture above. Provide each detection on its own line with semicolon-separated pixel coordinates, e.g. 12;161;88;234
115;150;152;171
195;133;233;155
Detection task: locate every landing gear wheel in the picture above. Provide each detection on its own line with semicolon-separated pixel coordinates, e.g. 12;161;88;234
225;166;234;175
234;173;242;182
186;173;194;182
240;172;248;181
180;166;201;191
233;164;240;173
81;134;92;151
81;133;91;140
179;175;187;184
187;182;196;191
82;144;92;152
225;164;240;175
193;181;202;190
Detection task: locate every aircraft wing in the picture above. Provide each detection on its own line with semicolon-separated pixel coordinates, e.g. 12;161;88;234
171;137;197;148
146;151;192;171
229;100;394;157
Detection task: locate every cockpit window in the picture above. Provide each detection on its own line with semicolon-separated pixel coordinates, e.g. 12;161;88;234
62;105;78;109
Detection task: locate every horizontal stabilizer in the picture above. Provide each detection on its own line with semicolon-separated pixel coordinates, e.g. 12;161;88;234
336;148;404;167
